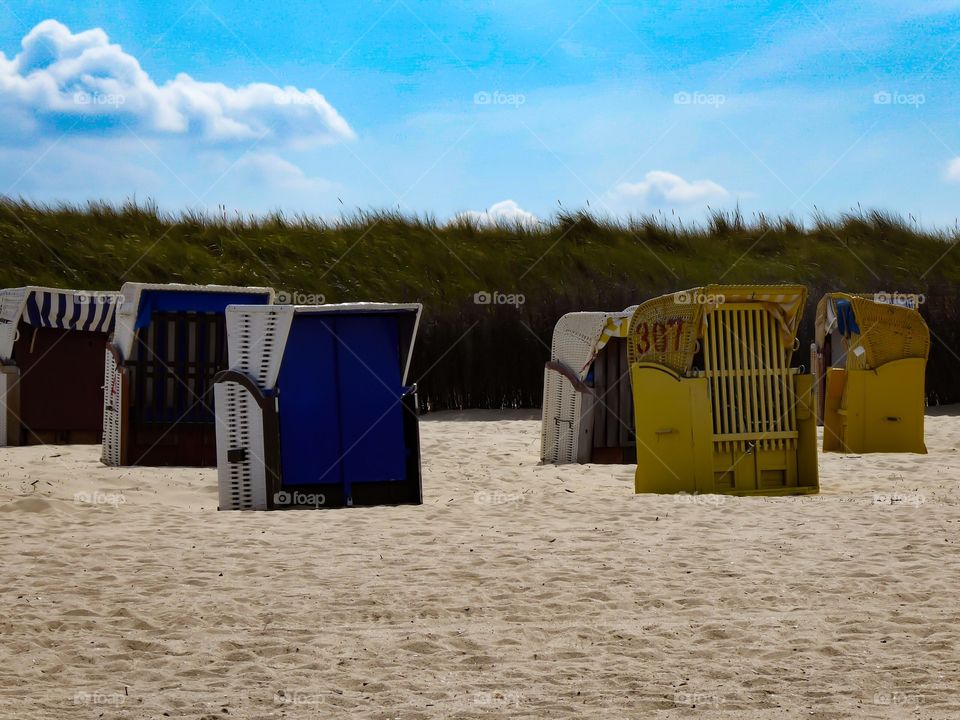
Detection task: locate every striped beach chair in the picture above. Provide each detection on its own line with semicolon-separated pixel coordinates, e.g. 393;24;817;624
541;307;638;464
102;283;274;467
0;287;119;446
215;302;422;510
628;285;819;495
814;292;928;453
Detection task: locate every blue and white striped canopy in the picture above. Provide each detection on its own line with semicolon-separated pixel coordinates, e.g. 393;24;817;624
22;289;118;332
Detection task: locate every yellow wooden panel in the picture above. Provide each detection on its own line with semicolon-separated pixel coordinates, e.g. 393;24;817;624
843;358;927;453
631;363;712;494
793;373;820;491
822;368;847;453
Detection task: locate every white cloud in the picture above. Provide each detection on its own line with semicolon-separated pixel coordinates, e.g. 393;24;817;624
457;199;540;227
613;171;729;205
944;158;960;182
232;153;335;193
0;19;355;144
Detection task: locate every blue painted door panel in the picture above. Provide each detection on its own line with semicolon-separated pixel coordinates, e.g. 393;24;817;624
277;316;342;487
336;316;406;484
276;313;407;491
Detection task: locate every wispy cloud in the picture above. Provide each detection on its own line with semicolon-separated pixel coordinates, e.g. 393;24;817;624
944;158;960;182
232;153;335;193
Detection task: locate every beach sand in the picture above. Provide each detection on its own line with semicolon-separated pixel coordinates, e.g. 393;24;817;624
0;408;958;719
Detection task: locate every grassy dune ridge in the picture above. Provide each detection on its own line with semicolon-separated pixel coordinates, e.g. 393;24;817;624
2;198;959;408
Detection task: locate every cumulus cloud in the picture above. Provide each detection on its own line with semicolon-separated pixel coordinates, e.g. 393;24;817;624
457;199;540;227
0;19;355;144
945;158;960;182
613;171;729;205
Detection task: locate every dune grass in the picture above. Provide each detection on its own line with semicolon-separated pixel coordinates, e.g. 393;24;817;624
2;197;958;407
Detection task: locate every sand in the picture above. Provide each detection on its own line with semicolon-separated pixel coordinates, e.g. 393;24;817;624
0;408;958;719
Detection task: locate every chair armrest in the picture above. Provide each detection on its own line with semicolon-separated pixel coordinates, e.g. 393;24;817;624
106;343;126;368
545;360;592;394
212;369;276;411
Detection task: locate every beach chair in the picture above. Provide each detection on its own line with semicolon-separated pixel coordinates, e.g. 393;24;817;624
102;283;274;467
214;302;422;510
628;285;818;495
541;307;638;464
814;293;928;453
0;287;119;446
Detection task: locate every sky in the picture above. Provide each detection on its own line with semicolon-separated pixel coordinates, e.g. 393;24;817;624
2;0;960;226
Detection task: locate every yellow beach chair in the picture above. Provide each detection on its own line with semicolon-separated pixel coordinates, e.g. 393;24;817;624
814;293;928;454
628;285;819;496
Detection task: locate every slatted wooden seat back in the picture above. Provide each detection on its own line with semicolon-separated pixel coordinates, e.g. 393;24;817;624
702;302;797;455
127;311;226;427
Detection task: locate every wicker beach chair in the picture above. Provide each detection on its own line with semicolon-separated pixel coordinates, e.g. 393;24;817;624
0;287;119;446
215;302;422;510
101;283;274;467
541;307;637;464
629;285;819;495
814;292;928;453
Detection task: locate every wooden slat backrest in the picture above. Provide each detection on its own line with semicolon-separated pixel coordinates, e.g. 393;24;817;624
703;303;797;453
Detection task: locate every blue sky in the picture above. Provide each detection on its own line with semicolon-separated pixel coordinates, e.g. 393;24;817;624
2;0;960;225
